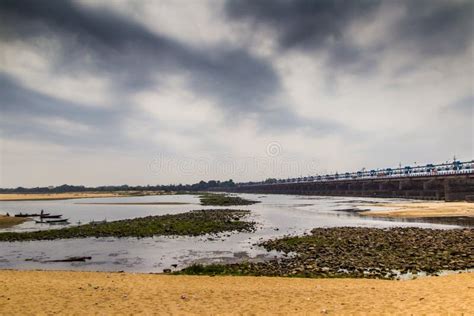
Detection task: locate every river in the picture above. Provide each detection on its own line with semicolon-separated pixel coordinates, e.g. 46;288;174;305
0;194;465;273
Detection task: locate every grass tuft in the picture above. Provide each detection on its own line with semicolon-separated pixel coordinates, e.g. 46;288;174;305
199;193;259;206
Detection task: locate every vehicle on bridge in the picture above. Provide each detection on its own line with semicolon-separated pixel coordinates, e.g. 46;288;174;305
239;159;474;186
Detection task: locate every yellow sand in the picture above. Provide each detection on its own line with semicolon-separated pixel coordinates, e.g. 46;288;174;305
0;191;167;201
0;215;28;228
75;202;188;205
0;270;472;315
361;201;474;218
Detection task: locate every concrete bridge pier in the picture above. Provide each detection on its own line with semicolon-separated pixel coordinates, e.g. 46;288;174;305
444;177;474;201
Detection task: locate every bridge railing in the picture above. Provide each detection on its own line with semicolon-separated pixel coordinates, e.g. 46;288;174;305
238;160;474;187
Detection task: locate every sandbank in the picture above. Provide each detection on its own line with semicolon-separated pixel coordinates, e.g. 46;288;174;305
0;270;472;315
361;201;474;218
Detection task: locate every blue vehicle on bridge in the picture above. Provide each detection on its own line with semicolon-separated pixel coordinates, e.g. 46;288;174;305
404;166;412;175
426;164;435;172
453;160;462;170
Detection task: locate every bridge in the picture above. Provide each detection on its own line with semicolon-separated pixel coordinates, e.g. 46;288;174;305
216;160;474;201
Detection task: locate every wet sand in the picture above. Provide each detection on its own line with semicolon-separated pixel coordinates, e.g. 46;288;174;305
0;215;28;228
0;270;472;315
361;201;474;218
0;191;167;201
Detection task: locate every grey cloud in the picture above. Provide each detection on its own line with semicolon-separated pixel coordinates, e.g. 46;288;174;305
0;74;113;125
225;0;380;70
444;95;474;116
1;0;268;93
225;0;473;71
0;73;126;148
259;107;348;135
225;0;379;51
0;0;347;139
397;0;474;57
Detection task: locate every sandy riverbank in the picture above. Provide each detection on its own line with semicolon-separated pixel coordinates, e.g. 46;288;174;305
361;201;474;218
0;191;168;201
0;216;29;229
0;270;472;315
75;202;189;205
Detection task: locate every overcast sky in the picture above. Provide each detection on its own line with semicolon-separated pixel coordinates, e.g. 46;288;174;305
0;0;473;187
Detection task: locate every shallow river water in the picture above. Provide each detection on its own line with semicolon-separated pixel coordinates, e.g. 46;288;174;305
0;194;466;273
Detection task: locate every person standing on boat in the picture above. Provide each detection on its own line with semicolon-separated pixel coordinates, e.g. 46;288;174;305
40;209;44;216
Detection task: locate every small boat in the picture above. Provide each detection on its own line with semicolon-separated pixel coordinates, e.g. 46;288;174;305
15;212;50;217
45;218;69;224
40;214;62;219
44;256;92;263
15;213;37;217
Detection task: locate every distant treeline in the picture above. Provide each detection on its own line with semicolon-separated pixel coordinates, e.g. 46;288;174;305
0;180;236;194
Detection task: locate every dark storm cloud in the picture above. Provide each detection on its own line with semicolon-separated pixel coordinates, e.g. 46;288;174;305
0;0;276;99
0;0;345;136
225;0;380;70
225;0;379;50
397;0;474;57
225;0;473;70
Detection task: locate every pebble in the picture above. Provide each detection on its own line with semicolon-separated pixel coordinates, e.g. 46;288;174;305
179;227;473;279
